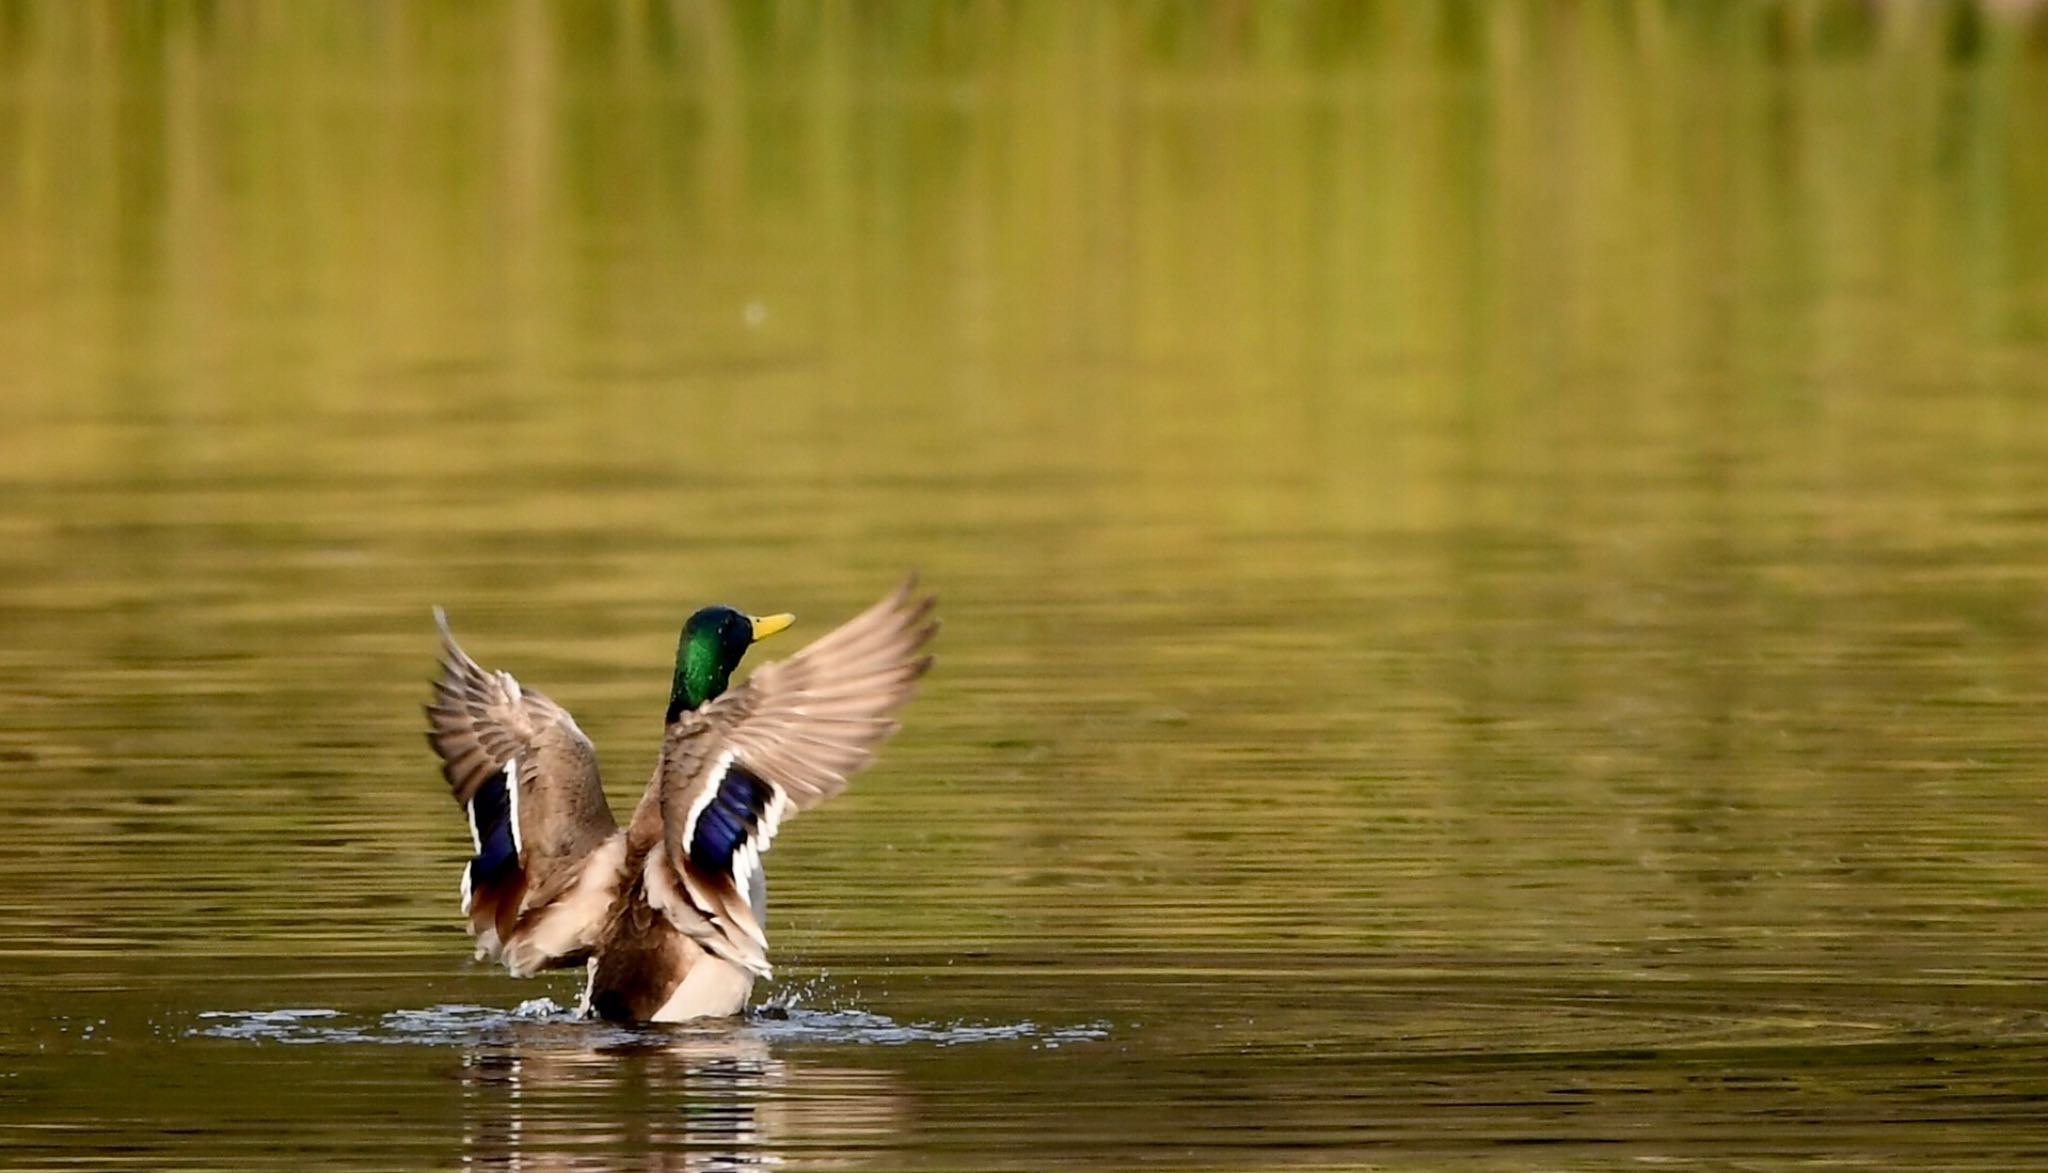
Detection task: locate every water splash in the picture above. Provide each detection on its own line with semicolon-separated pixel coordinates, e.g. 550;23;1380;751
753;1006;1108;1048
192;1000;618;1047
192;999;1107;1049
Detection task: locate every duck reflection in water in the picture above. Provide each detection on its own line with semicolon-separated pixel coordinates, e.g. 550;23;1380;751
458;1030;907;1171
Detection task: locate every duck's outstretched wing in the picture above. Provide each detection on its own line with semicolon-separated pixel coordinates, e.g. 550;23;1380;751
426;609;625;976
643;578;938;977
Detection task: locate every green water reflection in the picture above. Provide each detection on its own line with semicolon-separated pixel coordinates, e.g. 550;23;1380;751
3;2;2048;1168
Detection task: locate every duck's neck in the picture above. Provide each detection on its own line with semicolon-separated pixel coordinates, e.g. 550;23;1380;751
666;631;731;722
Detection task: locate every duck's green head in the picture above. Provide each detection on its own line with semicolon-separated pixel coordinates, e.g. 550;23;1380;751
666;605;794;721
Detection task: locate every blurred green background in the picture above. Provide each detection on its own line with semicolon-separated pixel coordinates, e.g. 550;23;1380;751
3;2;2048;1169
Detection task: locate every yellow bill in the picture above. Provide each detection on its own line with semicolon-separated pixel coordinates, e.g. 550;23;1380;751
748;612;795;642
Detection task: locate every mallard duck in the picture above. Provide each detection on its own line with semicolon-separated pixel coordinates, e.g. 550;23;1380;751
425;578;936;1023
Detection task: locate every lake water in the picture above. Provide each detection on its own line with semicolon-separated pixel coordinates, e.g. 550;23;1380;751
4;3;2048;1168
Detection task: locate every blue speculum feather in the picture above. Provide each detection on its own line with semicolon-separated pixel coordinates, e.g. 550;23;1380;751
689;765;772;878
468;768;519;886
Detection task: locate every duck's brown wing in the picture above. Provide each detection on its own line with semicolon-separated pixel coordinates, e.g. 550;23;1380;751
426;609;624;976
641;579;938;977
